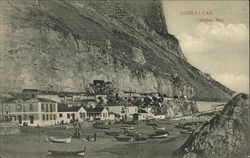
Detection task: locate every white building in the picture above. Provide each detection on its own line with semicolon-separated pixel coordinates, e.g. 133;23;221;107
105;105;125;119
1;97;58;127
124;106;138;120
133;109;155;121
154;114;166;120
57;106;87;124
85;107;109;121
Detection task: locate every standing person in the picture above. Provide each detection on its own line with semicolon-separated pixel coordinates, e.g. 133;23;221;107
94;132;96;141
78;128;81;139
78;124;81;139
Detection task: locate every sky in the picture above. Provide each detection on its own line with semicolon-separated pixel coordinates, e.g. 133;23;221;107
163;1;249;93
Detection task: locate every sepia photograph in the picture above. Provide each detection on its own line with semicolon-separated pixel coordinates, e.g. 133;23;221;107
0;0;249;158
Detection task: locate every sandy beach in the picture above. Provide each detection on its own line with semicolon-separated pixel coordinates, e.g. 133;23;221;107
0;120;191;158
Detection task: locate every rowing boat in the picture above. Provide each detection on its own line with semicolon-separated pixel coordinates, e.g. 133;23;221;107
146;123;159;126
46;136;71;144
121;125;134;130
48;147;86;156
105;131;122;136
155;130;170;135
152;126;166;130
149;133;169;139
134;135;147;141
115;136;134;142
125;131;141;136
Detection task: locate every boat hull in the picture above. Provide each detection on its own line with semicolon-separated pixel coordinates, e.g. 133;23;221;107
48;147;86;157
115;136;134;142
46;136;71;144
48;150;85;156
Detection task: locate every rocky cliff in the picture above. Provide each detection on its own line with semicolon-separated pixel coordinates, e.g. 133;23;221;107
161;99;199;118
174;93;250;158
0;0;234;101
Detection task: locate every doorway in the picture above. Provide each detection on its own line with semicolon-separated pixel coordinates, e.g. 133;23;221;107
71;113;75;121
18;115;22;124
29;115;34;124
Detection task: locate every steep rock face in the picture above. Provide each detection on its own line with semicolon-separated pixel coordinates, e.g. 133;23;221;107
0;0;233;101
175;93;250;158
162;99;199;118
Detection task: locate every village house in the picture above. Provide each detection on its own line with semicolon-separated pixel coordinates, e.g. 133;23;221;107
72;93;97;102
64;99;97;108
1;97;58;126
133;109;155;121
57;106;87;124
104;104;125;120
58;93;74;102
85;107;109;121
154;113;166;120
124;106;138;120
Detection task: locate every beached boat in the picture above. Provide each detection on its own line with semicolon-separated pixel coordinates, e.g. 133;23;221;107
115;136;134;142
152;126;166;130
126;131;141;136
155;130;170;135
46;136;71;144
121;125;134;130
146;123;159;126
105;131;122;136
48;147;86;156
149;133;169;139
134;135;147;141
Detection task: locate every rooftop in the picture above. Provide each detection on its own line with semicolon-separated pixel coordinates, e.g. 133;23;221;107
85;107;105;113
3;97;57;103
58;106;83;112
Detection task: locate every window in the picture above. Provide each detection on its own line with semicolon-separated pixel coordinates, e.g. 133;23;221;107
41;104;44;111
103;113;107;118
29;115;34;124
46;104;48;112
46;115;49;120
50;114;52;120
12;116;16;121
59;113;63;117
52;104;55;112
42;115;45;121
5;105;9;113
80;113;85;119
50;104;53;112
16;104;22;112
53;114;56;120
67;113;70;119
23;115;27;120
29;104;33;111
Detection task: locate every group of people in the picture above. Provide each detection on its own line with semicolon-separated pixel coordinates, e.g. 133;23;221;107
73;123;97;141
73;123;81;138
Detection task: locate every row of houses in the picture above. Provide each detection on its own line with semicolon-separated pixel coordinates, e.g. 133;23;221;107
0;96;166;127
22;89;170;102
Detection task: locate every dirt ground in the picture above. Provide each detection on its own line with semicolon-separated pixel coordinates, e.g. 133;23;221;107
0;119;191;158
